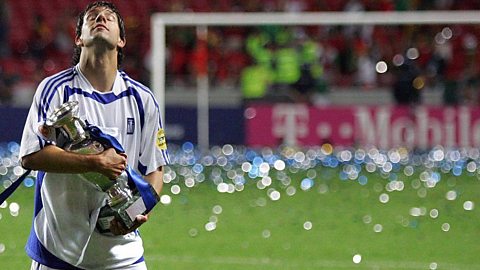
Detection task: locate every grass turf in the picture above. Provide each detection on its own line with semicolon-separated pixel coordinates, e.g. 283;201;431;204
1;167;479;270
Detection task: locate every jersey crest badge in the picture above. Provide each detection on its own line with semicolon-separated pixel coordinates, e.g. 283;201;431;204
156;128;167;150
127;118;135;134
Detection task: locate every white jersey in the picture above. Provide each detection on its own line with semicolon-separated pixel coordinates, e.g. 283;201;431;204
19;65;169;269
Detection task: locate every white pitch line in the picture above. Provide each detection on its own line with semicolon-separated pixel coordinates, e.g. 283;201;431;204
146;254;479;269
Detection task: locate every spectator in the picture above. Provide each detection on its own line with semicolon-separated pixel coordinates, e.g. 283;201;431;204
392;58;422;105
292;33;327;103
29;15;52;60
240;61;274;100
2;0;480;107
0;70;12;104
0;1;10;57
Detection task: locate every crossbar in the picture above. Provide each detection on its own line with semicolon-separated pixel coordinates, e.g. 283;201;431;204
152;11;480;26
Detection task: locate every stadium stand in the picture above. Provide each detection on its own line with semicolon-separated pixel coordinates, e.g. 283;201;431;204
1;0;480;106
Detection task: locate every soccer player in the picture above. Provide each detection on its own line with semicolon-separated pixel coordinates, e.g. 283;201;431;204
19;1;169;269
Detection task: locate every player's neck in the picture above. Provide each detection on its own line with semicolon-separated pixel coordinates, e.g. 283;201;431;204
78;51;118;92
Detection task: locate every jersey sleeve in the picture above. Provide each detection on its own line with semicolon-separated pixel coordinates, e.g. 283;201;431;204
137;95;170;176
19;77;64;159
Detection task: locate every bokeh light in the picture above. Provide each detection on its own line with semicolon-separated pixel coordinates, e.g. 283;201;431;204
375;61;388;74
352;254;362;264
1;141;480;267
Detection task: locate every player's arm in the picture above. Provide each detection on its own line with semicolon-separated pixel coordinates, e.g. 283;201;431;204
143;166;164;195
21;144;127;179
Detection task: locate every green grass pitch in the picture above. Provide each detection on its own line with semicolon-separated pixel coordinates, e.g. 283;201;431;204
1;165;479;270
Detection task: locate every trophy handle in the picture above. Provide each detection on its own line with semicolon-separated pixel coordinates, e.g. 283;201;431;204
45;101;88;144
46;101;79;127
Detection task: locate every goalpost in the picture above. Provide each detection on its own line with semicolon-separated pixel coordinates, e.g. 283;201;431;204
151;11;480;149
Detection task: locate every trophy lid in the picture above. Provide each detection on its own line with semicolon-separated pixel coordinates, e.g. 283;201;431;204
46;101;79;127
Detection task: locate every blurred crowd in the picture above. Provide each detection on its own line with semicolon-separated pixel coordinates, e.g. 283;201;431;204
1;0;480;107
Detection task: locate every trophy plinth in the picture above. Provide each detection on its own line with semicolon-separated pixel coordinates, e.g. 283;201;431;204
96;172;147;233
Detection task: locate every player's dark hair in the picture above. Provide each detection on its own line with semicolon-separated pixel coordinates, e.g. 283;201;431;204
72;1;126;68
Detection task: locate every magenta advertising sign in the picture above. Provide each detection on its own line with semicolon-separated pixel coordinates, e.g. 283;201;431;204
245;104;480;148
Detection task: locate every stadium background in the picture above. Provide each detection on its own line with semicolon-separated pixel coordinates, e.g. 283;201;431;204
1;1;480;269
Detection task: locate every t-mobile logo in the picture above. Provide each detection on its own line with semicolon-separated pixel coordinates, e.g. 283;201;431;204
272;104;309;146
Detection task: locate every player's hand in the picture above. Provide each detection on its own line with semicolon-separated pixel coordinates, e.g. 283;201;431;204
110;214;149;235
95;148;127;179
38;125;55;141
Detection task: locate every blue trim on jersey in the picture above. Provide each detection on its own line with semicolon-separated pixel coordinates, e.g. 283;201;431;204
119;72;170;164
162;149;170;165
119;72;158;108
37;135;44;149
119;72;164;129
25;230;82;270
33;171;45;216
37;69;75;122
133;256;145;265
26;172;83;270
26;231;84;270
138;161;147;175
38;68;73;120
42;73;77;121
63;86;146;130
39;68;73;102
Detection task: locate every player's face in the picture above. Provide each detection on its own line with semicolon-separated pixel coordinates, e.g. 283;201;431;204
76;6;125;50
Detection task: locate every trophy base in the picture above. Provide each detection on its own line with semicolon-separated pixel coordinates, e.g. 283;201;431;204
96;194;147;234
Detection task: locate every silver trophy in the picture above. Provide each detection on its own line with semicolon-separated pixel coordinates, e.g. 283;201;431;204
45;101;154;233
